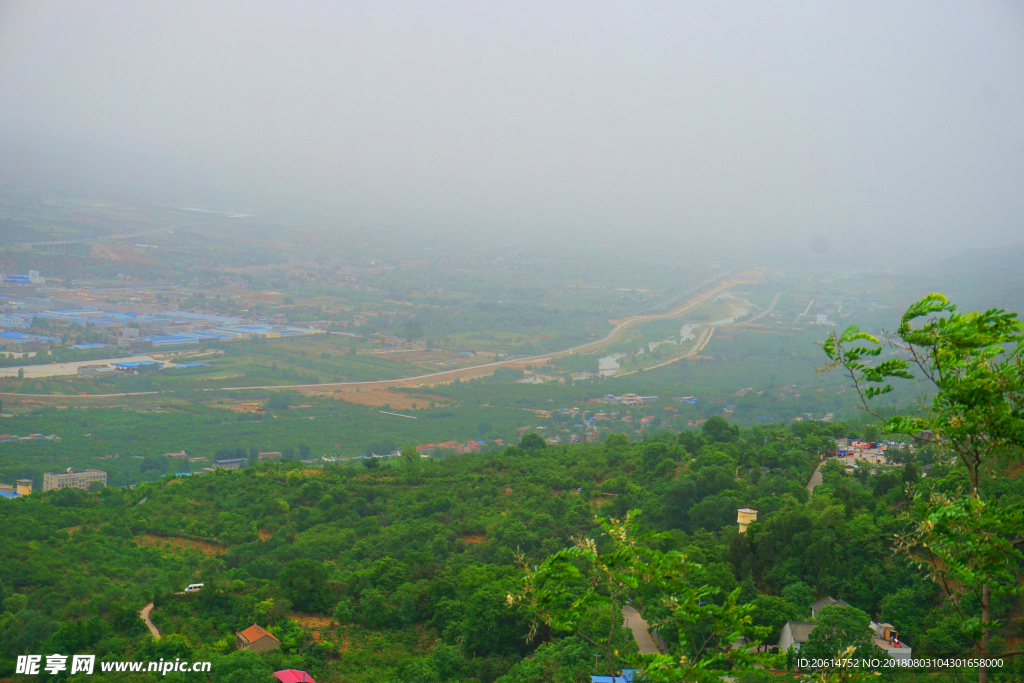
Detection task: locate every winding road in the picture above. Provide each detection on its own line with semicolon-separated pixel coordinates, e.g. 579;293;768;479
621;605;663;655
140;603;161;638
749;292;782;322
807;461;824;493
2;269;767;399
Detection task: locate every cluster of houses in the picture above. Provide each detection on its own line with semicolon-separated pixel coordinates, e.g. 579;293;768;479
0;432;61;443
780;597;911;661
603;393;659;406
1;285;318;352
415;440;500;456
829;437;908;473
4;469;111;497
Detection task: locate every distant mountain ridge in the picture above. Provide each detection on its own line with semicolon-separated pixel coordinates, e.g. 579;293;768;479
908;242;1024;313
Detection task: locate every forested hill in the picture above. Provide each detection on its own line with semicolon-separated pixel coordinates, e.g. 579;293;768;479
1;421;1020;682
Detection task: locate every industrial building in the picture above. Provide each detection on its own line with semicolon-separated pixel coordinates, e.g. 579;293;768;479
0;479;33;500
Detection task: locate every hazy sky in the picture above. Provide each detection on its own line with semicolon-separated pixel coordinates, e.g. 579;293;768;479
1;1;1023;254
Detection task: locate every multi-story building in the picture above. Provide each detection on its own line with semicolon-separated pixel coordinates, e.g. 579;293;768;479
213;458;248;470
43;468;107;492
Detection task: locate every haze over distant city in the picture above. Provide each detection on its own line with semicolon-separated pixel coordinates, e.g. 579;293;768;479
1;0;1023;258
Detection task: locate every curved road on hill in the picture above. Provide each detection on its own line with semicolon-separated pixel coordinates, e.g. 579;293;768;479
807;461;824;493
141;603;161;638
621;605;663;655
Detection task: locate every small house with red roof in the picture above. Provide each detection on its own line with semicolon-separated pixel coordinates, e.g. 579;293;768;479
236;624;280;653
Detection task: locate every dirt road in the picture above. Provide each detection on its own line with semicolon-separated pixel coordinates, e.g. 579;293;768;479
749;293;782;322
807;462;824;493
4;270;762;400
141;603;161;638
621;605;663;655
216;271;761;394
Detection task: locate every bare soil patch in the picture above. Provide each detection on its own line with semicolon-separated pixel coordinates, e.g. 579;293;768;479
290;613;332;640
135;534;227;555
91;243;157;265
328;388;450;409
378;349;469;365
217;403;266;413
460;534;487;544
258;529;272;541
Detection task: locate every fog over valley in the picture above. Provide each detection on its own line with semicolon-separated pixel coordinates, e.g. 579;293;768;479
0;5;1023;683
2;0;1023;258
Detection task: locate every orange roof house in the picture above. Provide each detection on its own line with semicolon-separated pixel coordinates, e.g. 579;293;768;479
236;624;280;653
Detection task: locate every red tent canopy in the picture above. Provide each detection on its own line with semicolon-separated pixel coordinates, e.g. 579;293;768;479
274;670;317;683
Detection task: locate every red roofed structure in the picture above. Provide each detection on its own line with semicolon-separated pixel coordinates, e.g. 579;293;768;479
235;624;280;652
274;670;317;683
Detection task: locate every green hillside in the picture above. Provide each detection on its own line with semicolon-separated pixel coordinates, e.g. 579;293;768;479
2;419;1020;682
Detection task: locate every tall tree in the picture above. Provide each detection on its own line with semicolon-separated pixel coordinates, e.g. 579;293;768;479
508;510;766;683
822;293;1024;683
801;605;874;663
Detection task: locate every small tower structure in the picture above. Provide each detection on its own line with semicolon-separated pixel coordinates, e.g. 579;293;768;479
737;508;758;533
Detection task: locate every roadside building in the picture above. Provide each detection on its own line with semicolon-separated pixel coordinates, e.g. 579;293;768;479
235;625;280;653
0;479;30;499
213;458;248;470
258;451;282;461
779;596;912;661
779;621;817;652
78;364;118;378
870;621;912;662
111;360;163;374
43;468;107;492
0;331;60;352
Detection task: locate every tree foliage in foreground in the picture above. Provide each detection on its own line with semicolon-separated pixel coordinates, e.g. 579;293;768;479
509;510;767;683
822;292;1024;683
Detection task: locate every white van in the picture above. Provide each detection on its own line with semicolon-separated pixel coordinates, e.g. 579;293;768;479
184;583;204;593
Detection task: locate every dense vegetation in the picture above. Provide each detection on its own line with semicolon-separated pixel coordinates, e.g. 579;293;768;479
2;414;1021;682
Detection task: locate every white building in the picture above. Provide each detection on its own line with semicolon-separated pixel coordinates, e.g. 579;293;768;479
43;468;107;492
778;597;912;661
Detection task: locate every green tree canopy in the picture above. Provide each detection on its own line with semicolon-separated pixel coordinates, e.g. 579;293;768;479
519;432;547;450
278;558;331;613
701;416;739;443
822;293;1024;682
801;605;874;662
